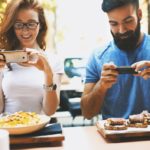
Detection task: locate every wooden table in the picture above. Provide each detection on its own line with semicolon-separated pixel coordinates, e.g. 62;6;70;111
11;126;150;150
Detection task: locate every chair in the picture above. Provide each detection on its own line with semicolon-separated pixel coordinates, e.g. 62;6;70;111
60;90;83;125
59;57;86;125
68;97;98;126
59;90;99;126
68;97;81;120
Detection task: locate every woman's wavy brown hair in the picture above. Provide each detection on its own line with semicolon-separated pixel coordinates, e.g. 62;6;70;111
0;0;48;50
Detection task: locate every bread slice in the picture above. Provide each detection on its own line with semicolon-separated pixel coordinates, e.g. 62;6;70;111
127;122;148;128
104;123;128;130
128;114;148;128
104;118;127;130
141;110;150;125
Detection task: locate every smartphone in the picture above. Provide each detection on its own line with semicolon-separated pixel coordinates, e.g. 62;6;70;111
0;50;28;63
116;66;138;74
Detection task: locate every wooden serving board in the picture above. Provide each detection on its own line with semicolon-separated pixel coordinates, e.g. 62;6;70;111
10;133;65;145
96;120;150;140
10;123;65;145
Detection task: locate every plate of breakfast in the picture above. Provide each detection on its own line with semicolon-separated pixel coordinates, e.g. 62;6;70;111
96;110;150;139
0;111;50;135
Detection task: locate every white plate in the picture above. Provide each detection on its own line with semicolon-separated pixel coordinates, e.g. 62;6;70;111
0;115;50;135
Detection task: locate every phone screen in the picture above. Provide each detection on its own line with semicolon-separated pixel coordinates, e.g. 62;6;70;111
116;66;138;74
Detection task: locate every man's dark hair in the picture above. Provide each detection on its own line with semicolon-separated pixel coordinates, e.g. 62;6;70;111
102;0;139;12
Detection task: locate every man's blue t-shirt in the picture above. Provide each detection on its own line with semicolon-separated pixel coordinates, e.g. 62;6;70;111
85;34;150;119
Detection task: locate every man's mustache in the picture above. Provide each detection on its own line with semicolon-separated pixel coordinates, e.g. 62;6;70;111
115;31;134;39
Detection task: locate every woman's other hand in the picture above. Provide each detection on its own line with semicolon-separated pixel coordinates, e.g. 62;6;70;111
18;48;52;72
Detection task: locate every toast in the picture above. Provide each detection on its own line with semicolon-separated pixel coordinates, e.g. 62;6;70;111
128;114;148;128
104;118;128;130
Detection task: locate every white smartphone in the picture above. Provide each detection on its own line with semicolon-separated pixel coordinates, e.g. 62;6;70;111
0;50;29;63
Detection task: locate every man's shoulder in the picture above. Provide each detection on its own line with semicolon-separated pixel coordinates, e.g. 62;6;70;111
143;33;150;41
140;34;150;49
145;33;150;38
92;42;112;58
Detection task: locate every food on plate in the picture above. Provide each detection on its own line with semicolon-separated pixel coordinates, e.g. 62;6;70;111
141;110;150;124
0;111;41;127
128;113;148;128
104;118;128;130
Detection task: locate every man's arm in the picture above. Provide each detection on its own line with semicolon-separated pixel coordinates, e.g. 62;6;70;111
81;63;118;119
81;82;107;119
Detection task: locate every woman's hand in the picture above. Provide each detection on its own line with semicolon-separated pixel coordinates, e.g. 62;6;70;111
132;61;150;80
18;48;53;83
19;48;52;72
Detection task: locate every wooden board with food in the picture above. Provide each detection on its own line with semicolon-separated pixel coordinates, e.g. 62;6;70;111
96;110;150;140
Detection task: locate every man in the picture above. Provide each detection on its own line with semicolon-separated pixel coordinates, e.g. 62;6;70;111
81;0;150;119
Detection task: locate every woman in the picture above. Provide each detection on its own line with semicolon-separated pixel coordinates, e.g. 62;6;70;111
0;0;63;115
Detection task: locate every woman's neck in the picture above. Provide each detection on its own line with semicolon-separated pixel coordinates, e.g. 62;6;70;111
19;42;41;50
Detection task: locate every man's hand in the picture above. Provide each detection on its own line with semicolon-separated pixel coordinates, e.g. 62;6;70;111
132;61;150;80
100;62;118;90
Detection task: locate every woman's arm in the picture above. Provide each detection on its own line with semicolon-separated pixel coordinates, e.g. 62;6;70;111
36;53;61;116
0;60;6;114
42;70;60;116
20;49;61;116
0;72;4;114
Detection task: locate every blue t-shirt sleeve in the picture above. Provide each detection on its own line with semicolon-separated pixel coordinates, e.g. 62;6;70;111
85;44;111;84
85;51;101;83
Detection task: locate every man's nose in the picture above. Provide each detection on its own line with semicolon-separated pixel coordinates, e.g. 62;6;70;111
118;24;127;34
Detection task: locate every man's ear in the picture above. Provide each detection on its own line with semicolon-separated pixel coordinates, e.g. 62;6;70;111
137;8;142;20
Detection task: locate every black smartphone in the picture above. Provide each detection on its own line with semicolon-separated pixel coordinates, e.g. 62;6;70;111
116;66;138;74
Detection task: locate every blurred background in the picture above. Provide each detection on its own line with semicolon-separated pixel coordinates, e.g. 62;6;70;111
0;0;150;126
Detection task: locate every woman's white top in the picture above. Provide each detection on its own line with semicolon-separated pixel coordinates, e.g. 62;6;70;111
1;52;64;114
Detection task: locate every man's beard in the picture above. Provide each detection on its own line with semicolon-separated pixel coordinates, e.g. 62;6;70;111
111;21;141;52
